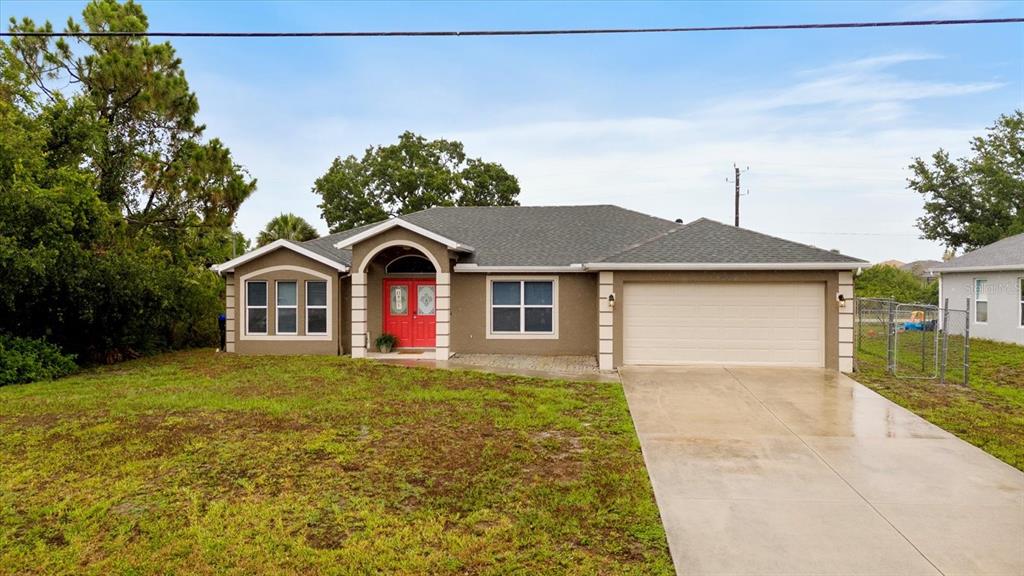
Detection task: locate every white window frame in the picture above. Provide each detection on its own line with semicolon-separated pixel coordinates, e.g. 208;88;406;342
486;277;558;339
245;280;268;335
276;280;298;335
1018;277;1023;329
974;278;988;324
306;280;328;335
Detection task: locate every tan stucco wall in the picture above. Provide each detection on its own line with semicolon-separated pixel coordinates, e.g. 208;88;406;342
231;248;343;355
610;270;841;370
450;273;599;356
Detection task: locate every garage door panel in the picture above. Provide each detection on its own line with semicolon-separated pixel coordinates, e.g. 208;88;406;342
623;282;825;367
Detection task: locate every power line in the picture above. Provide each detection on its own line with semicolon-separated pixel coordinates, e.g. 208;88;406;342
782;231;921;237
2;18;1022;38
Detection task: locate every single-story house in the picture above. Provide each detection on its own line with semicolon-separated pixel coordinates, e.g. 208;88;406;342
931;232;1024;345
901;260;942;283
213;205;865;371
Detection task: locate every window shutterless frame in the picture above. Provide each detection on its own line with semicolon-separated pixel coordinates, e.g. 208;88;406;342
974;278;988;324
245;280;268;335
1019;277;1023;328
486;277;558;339
306;280;328;335
276;281;298;335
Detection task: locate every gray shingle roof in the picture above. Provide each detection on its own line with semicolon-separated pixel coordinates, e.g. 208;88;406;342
598;218;865;264
298;206;863;268
400;205;681;266
932;232;1024;271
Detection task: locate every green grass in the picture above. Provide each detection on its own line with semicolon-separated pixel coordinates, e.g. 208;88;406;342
0;350;673;575
853;332;1024;470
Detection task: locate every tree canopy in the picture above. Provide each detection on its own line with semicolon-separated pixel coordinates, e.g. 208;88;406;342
1;0;254;362
313;131;520;232
257;213;319;246
910;110;1024;254
7;0;255;263
854;265;938;305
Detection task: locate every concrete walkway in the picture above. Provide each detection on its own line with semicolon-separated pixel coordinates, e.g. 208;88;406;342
621;365;1024;576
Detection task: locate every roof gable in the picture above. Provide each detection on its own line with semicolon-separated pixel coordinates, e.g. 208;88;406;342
212;239;349;274
332;218;475;252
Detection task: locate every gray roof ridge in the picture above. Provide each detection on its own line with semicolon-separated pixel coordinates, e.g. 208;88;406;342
598;217;865;263
596;222;689;263
702;218;866;262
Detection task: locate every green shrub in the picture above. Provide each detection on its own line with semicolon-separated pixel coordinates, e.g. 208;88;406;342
0;335;77;386
855;264;939;304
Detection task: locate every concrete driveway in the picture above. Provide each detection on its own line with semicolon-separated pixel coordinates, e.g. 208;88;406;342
621;365;1024;576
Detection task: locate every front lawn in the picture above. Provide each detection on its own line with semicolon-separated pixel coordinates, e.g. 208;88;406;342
0;350;672;575
853;334;1024;470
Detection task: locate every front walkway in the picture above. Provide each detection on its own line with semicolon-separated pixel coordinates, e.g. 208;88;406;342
374;353;619;383
621;365;1024;576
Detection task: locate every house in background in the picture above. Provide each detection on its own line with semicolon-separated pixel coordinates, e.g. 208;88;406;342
901;260;942;284
931;232;1024;345
213;205;865;371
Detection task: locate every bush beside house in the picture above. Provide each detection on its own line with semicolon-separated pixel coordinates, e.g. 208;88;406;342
0;336;77;386
855;264;939;304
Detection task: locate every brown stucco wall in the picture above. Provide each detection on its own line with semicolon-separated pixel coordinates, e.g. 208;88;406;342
231;248;344;355
450;273;599;356
610;270;840;369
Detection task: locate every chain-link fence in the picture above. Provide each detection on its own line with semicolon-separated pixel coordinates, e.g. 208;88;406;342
854;297;971;385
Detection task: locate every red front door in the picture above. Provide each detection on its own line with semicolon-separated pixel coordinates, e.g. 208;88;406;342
383;279;436;348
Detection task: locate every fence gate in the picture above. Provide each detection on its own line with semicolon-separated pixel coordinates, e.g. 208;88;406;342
893;304;940;379
854;297;971;386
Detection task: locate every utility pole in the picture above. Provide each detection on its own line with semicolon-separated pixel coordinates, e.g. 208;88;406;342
726;164;749;226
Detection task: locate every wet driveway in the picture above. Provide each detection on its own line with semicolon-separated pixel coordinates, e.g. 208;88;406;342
621;365;1024;576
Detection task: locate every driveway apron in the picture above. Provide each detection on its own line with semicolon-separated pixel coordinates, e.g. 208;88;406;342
621;365;1024;576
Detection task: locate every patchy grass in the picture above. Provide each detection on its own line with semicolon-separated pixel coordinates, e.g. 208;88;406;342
853;334;1024;470
0;350;672;575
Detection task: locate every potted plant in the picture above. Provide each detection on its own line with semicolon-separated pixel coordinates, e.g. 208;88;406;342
375;333;397;353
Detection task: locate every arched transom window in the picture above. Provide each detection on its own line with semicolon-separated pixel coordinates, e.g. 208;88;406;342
385;254;435;274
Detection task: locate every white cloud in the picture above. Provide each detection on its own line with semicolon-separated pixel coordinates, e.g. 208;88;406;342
201;51;1004;263
441;54;1002;262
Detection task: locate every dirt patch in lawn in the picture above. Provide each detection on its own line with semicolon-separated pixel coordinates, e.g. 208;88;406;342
0;349;673;575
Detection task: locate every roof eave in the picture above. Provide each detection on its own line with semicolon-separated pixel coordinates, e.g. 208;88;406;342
454;263;586;273
583;262;865;271
931;264;1024;274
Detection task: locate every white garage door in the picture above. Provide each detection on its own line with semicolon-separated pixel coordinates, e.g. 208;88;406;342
623;282;825;366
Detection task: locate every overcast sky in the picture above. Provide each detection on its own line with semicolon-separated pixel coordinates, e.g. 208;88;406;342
4;0;1022;262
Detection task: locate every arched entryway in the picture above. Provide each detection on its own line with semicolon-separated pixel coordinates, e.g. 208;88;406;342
350;237;451;360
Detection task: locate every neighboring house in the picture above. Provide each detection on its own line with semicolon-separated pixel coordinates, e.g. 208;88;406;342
901;260;942;283
213;205;865;371
931;233;1024;345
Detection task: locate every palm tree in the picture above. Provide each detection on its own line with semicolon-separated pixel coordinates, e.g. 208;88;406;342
257;213;320;246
